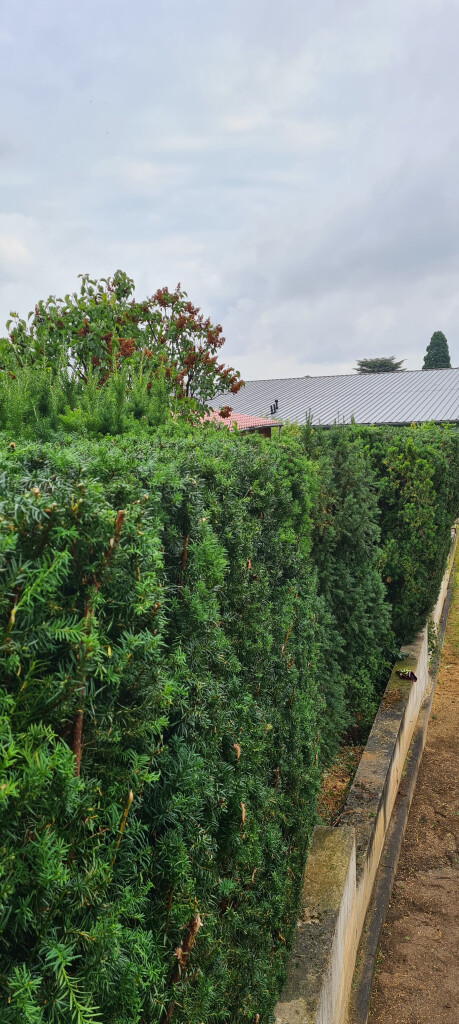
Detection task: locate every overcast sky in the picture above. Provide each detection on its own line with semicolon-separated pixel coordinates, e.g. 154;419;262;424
1;0;459;377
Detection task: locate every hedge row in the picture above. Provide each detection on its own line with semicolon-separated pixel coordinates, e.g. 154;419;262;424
0;429;323;1024
1;420;458;1024
354;423;459;641
299;420;459;645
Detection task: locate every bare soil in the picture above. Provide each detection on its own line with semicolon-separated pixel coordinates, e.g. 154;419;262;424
368;575;459;1024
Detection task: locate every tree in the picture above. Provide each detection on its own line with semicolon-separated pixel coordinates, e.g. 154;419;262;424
355;356;405;374
422;331;452;370
0;270;243;419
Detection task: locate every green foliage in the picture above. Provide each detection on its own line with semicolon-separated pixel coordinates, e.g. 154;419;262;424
354;356;405;373
0;396;458;1022
0;443;170;1023
0;360;172;440
355;423;459;642
296;425;392;745
0;429;323;1024
422;330;452;370
0;271;242;425
427;618;439;662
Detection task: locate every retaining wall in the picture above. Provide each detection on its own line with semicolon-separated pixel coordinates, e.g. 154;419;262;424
274;531;457;1024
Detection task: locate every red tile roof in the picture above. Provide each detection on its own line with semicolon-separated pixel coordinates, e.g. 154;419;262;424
203;409;281;431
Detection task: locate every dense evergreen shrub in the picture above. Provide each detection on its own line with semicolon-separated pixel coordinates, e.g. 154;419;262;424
1;390;458;1023
0;428;323;1024
298;425;392;739
355;424;459;642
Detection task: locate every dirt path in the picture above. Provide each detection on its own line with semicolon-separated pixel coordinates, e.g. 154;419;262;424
368;574;459;1024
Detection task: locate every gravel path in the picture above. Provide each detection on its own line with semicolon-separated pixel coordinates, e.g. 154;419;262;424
368;571;459;1024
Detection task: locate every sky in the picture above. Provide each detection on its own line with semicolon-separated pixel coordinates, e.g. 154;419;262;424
1;0;459;378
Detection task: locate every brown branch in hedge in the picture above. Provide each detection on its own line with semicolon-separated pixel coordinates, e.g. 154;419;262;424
159;912;203;1024
111;788;134;865
107;509;126;560
71;591;92;776
71;688;85;776
71;510;125;776
281;597;298;655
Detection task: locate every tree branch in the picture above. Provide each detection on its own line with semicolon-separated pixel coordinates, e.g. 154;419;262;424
159;913;203;1024
71;510;125;776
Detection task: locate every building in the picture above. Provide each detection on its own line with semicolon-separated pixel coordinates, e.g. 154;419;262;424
210;366;459;427
203;408;282;438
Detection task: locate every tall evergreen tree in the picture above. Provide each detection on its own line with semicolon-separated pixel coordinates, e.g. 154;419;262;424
422;331;452;370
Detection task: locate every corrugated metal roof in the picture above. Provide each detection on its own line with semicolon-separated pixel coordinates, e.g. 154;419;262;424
203;410;281;431
211;367;459;426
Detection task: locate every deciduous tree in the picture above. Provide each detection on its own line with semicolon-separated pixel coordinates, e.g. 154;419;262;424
0;270;242;418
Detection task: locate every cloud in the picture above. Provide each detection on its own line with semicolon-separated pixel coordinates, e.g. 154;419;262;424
92;157;188;196
1;0;459;372
0;235;30;269
0;215;37;285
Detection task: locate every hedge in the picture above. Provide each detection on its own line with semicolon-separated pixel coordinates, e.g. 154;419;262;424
0;419;457;1024
298;424;392;739
354;423;459;642
299;421;459;651
0;429;324;1024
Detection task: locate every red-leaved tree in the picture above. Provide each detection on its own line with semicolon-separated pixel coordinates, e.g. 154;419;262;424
1;270;243;416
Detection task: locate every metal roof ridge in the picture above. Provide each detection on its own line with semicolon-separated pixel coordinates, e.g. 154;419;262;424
234;367;459;385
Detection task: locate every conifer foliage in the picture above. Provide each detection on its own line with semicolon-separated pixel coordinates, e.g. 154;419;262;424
354;356;404;373
1;273;459;1022
299;425;392;746
422;330;452;370
355;423;459;642
0;429;322;1024
1;418;458;1022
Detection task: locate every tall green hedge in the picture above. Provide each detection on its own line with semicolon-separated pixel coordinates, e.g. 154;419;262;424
354;423;459;642
0;429;323;1024
1;419;458;1024
298;425;392;740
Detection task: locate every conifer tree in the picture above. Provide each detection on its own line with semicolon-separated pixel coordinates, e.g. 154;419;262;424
422;330;452;369
355;356;404;373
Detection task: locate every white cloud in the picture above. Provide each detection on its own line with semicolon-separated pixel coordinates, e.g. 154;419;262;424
0;214;38;279
0;235;30;266
2;0;459;371
92;157;187;195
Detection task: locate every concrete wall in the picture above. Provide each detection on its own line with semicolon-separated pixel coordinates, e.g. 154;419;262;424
275;828;356;1024
274;532;457;1024
432;527;456;625
347;630;428;940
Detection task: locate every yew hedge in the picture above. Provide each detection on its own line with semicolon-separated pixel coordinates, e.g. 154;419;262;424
0;420;457;1024
0;429;324;1024
354;423;459;642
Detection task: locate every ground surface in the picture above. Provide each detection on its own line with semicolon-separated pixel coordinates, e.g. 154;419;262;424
368;573;459;1024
